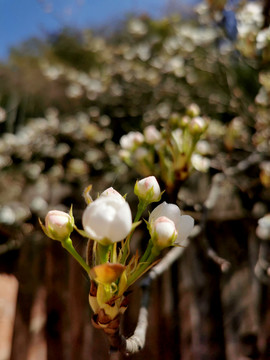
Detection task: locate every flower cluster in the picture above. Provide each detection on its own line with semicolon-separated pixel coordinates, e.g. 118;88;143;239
119;104;209;193
40;176;194;333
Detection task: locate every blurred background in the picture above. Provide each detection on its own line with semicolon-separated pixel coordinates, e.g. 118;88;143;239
1;0;270;359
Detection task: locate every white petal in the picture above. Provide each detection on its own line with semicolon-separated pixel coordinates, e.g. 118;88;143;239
176;215;194;243
82;196;132;243
149;202;181;225
110;201;132;242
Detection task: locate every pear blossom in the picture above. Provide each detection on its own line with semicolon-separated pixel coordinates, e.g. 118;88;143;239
144;125;161;144
119;131;144;150
82;196;132;244
186;103;200;117
256;214;270;240
191;154;211;173
134;176;161;203
149;202;194;244
151;216;177;249
45;210;73;241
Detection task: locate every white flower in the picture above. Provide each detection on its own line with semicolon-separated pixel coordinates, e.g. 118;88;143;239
82;196;132;244
151;216;177;249
134;176;161;203
119;131;144;150
149;202;194;244
191;154;211;173
45;210;73;241
256;214;270;240
144;125;161;144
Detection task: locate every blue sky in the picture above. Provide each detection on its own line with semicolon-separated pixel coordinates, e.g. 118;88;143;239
0;0;200;60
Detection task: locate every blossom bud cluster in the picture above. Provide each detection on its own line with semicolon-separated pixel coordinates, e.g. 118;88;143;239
119;104;210;190
41;176;195;329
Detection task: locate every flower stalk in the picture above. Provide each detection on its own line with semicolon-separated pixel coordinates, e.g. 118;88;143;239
61;237;90;274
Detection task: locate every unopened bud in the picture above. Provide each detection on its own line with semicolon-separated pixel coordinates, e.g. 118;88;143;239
134;176;161;203
189;116;208;134
151;216;177;249
186;103;200;117
45;210;73;241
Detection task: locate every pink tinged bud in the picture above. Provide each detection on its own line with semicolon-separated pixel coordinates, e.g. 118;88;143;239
134;176;161;202
149;202;194;244
100;187;124;201
151;216;177;249
45;210;73;241
82;196;132;244
144;125;161;144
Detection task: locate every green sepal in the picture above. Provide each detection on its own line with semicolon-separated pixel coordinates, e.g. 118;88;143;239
74;224;89;238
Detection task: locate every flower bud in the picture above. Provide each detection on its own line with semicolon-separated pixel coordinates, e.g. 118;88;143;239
149;202;194;244
119;131;144;150
151;216;177;249
134;176;161;203
82;196;132;244
144;125;161;144
189;116;208;135
45;210;73;241
186;103;200;117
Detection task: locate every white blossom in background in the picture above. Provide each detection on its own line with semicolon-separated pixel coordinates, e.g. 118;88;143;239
45;210;73;241
189;116;208;134
134;176;161;203
191;154;211;173
127;18;148;36
82;194;132;244
237;2;263;37
65;83;83;98
144;125;161;144
256;214;270;240
120;131;144;150
149;202;194;245
256;27;270;51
